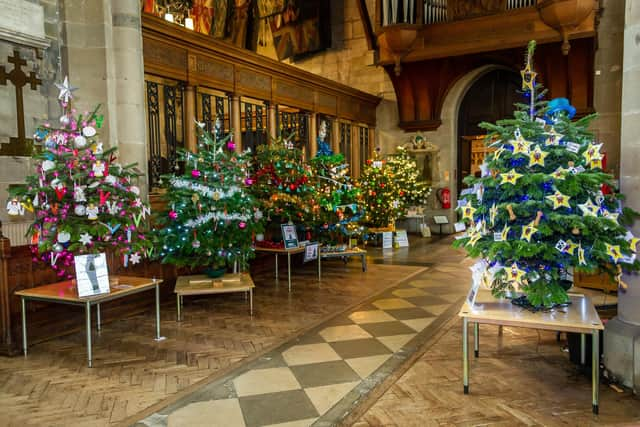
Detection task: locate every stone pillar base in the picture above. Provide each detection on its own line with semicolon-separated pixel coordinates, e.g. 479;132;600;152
603;317;640;394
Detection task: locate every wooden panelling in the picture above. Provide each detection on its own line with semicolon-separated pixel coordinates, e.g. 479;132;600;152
142;15;380;125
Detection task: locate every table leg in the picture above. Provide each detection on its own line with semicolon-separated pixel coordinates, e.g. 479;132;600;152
287;252;292;292
250;288;253;316
275;254;279;280
362;254;367;272
463;317;469;394
592;329;600;414
21;297;27;356
155;283;164;341
318;251;322;281
176;294;182;322
581;333;586;366
473;322;479;358
85;302;92;368
96;303;101;332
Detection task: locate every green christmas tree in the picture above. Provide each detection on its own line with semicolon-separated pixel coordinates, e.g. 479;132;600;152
454;41;640;308
359;150;403;229
386;146;431;212
309;152;365;244
155;120;262;271
8;77;152;279
252;135;315;234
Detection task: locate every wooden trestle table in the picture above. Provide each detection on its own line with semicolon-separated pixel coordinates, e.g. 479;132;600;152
16;276;164;368
320;248;367;272
459;289;604;414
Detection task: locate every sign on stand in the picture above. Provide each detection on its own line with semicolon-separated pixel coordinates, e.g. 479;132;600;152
395;230;409;247
382;231;393;249
304;243;319;263
281;224;299;249
74;253;110;297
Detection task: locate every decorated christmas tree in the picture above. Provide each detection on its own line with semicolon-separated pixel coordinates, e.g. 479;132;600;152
454;41;640;308
252;134;316;237
386;146;431;212
359;149;403;229
309;149;365;244
8;77;152;279
155;120;262;272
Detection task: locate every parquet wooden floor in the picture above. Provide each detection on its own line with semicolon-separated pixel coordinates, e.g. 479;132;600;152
354;307;640;426
0;258;422;427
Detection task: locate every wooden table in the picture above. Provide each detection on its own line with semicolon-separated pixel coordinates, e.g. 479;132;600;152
15;276;164;368
255;246;322;292
321;248;367;272
174;273;255;320
459;289;604;414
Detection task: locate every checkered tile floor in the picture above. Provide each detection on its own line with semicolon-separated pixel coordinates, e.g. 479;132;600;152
137;269;467;427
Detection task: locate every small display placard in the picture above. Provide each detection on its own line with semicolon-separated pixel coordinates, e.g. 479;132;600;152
74;253;110;297
466;279;480;308
304;243;319;262
382;231;393;249
454;222;466;232
395;230;409;247
434;215;449;225
281;224;299;249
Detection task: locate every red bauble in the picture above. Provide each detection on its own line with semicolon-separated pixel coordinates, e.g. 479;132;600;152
380;183;385;188
289;184;296;191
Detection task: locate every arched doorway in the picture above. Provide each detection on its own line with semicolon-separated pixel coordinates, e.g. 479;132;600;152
456;69;521;193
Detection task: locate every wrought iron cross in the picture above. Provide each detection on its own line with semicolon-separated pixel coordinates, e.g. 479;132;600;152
0;50;42;155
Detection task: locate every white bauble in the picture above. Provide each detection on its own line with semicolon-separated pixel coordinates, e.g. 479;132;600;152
59;115;70;127
130;186;140;195
74;135;88;149
105;175;117;185
57;231;71;244
74;204;86;216
82;126;96;137
42;160;55;171
255;233;265;242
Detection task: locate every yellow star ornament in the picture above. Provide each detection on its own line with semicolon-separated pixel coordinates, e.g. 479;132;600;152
520;220;538;242
521;63;537;92
564;240;578;255
500;224;511;241
510;134;531;155
582;142;603;163
628;236;640;253
605;243;623;263
489;203;498;226
529;145;549;167
544;128;563;146
493;146;506;160
578;199;599;217
551;167;567;180
505;263;526;287
467;231;482;247
546;191;571;209
589;158;603;169
461;205;476;221
500;169;523;185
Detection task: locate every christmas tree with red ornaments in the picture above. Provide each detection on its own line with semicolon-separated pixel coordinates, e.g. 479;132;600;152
252;135;316;239
8;77;153;279
154;119;263;271
358;149;403;228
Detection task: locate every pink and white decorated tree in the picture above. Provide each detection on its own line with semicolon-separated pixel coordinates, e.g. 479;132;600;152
8;77;152;279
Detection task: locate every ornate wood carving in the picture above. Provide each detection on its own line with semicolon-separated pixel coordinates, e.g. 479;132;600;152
388;38;594;131
449;0;507;21
142;15;380;125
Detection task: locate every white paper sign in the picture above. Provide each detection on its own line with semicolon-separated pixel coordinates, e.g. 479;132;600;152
566;142;581;153
434;215;449;225
454;222;466;232
466;280;480;308
303;243;319;262
382;231;393;249
74;253;110;297
395;230;409;247
493;232;503;242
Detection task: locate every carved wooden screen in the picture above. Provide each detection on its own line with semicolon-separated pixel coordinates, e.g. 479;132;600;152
196;87;231;135
240;96;269;155
339;121;353;169
277;106;310;159
144;75;185;190
358;125;371;167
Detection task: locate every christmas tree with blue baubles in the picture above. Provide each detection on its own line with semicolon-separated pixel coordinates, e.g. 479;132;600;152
154;119;262;272
309;121;365;244
8;77;153;279
454;41;640;308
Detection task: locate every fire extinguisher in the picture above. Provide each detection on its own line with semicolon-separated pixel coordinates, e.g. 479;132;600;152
437;188;451;209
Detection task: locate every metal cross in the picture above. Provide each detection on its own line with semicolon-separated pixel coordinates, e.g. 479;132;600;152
0;50;42;155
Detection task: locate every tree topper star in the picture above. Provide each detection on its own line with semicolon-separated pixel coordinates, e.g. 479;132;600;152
55;76;78;103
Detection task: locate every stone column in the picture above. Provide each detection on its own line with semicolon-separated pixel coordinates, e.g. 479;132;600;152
603;0;640;393
60;0;148;196
231;95;241;152
111;0;148;196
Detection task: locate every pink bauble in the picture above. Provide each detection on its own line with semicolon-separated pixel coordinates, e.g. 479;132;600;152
238;221;246;229
191;169;201;178
227;140;236;151
244;177;254;186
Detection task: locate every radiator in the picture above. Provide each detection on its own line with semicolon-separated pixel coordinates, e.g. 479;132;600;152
3;221;31;246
